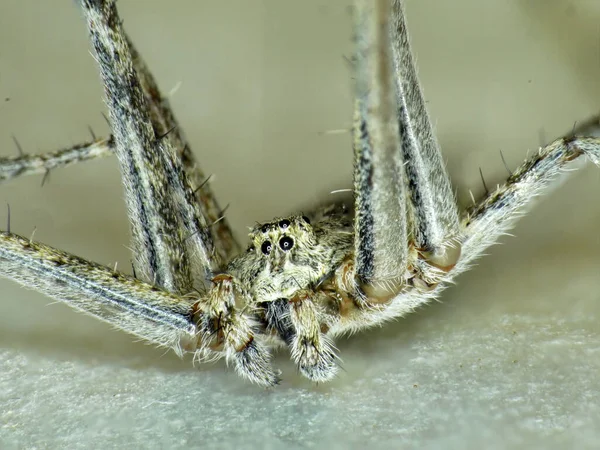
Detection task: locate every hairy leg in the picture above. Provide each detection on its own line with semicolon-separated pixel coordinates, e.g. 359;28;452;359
193;274;279;386
0;27;240;264
456;134;600;275
126;35;240;262
353;0;408;296
389;0;460;267
288;290;338;382
0;232;198;353
0;137;113;183
81;0;221;291
352;0;460;304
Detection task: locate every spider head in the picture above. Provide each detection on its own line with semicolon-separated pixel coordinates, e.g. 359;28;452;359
239;214;322;301
249;214;315;261
225;212;351;304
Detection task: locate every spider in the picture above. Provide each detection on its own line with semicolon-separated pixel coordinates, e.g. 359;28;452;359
0;0;599;387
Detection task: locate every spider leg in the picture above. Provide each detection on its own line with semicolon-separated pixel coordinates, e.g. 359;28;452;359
194;275;279;386
353;0;409;296
79;0;221;292
0;137;113;183
456;134;600;274
0;232;199;354
263;295;337;383
288;290;338;382
0;30;240;261
125;34;240;261
389;0;461;266
352;0;461;304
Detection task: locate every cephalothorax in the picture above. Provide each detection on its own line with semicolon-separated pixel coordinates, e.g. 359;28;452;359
1;0;599;386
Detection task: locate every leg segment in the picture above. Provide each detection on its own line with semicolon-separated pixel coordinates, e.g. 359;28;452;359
353;0;408;294
390;0;461;266
264;294;338;383
457;135;600;274
0;232;198;354
0;137;113;183
80;0;219;292
0;29;240;263
288;291;338;382
126;35;240;262
194;275;279;386
352;0;460;303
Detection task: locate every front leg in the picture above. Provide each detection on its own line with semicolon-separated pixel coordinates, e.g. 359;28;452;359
264;292;338;383
288;290;338;382
194;274;280;387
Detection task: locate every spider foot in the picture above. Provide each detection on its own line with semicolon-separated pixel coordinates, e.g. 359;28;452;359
194;274;280;386
194;308;280;386
292;337;338;383
289;290;339;383
231;337;280;387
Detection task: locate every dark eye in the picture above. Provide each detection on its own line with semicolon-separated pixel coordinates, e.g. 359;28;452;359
261;241;272;255
302;216;311;225
278;219;290;229
279;236;294;251
260;224;269;233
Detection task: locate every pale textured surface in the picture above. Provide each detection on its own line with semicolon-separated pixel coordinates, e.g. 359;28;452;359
1;1;600;449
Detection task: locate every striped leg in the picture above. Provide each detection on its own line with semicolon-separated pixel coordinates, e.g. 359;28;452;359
352;0;461;303
1;0;239;279
0;137;113;183
389;0;461;267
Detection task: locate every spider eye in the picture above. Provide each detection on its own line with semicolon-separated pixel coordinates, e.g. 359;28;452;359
302;216;311;225
278;219;290;229
279;236;294;251
260;224;269;233
261;241;272;255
